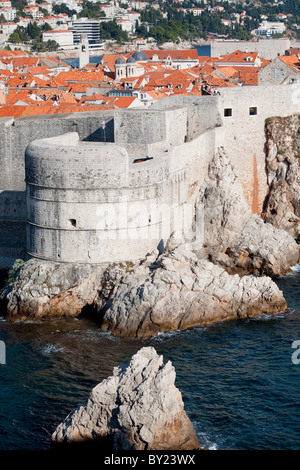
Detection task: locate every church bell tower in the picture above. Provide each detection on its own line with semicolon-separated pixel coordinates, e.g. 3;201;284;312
79;33;89;68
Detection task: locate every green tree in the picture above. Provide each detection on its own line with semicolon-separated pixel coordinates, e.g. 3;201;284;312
9;31;22;43
27;21;40;40
100;20;128;43
45;40;59;51
78;1;105;19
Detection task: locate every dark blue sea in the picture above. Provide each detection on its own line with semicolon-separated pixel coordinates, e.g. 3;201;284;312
0;265;300;450
64;55;103;68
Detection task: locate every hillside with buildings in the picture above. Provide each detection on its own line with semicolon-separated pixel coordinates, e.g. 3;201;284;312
1;0;300;52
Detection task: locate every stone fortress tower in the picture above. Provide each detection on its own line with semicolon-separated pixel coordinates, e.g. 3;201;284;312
25;107;192;265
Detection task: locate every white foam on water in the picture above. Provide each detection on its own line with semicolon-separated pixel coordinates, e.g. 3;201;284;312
152;330;182;341
196;430;219;450
281;263;300;277
291;263;300;272
40;344;67;355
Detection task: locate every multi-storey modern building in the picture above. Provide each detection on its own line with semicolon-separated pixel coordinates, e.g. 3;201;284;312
70;17;104;50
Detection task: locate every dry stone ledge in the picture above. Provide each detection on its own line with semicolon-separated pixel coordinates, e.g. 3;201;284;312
99;242;287;338
51;346;201;451
0;258;105;321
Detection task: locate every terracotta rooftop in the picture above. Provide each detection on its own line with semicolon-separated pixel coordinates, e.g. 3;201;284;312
0;104;113;118
56;70;105;83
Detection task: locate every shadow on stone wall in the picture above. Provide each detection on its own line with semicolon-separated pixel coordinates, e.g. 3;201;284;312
81;117;114;143
0;270;8;289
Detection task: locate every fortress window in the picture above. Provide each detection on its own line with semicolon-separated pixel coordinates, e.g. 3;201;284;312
68;219;77;228
224;108;232;117
249;107;257;116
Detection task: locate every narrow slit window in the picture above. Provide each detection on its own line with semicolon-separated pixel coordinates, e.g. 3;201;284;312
68;219;77;228
224;108;232;117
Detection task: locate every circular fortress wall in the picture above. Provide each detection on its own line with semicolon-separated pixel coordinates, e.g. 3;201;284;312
25;133;168;264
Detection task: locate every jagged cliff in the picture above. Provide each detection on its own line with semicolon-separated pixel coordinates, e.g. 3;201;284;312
52;347;201;450
263;115;300;242
198;149;299;276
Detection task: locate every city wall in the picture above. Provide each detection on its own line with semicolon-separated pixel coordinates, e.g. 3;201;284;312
1;84;300;267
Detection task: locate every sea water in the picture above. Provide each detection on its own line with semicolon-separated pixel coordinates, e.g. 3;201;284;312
0;267;300;450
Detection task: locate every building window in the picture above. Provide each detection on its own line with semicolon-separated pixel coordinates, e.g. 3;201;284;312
249;107;257;116
68;219;77;228
224;108;232;117
271;68;281;79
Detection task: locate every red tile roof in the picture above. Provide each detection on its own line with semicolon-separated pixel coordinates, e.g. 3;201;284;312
55;70;105;83
0;104;113;118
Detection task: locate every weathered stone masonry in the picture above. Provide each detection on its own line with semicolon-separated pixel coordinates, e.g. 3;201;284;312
1;84;300;268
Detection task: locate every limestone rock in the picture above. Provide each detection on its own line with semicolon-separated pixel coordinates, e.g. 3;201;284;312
52;346;200;451
0;258;104;321
262;115;300;243
198;149;300;276
99;243;287;338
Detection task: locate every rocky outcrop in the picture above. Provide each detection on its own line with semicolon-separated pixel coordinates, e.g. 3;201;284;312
0;150;296;330
99;239;287;338
52;346;201;451
197;150;300;276
0;258;104;321
262;115;300;243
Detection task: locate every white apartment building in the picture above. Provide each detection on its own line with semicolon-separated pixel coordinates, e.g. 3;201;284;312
38;2;52;14
47;0;82;13
192;8;204;16
254;20;286;37
0;21;17;34
101;4;116;17
0;7;16;21
0;0;11;8
116;18;134;33
42;29;73;46
129;1;148;10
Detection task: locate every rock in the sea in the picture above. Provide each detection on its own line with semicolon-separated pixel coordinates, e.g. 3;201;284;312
198;150;300;276
99;243;287;338
52;346;200;451
263;115;300;243
0;258;104;321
